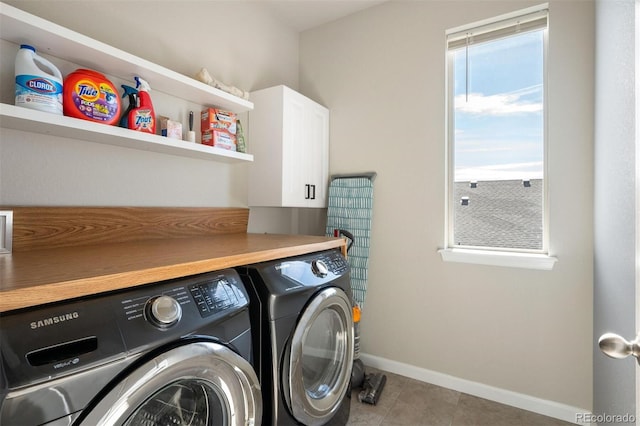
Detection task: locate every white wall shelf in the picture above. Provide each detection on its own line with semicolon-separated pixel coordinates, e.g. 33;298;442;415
1;104;253;163
0;2;253;163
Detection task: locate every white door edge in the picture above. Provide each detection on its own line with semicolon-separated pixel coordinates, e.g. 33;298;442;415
635;1;640;423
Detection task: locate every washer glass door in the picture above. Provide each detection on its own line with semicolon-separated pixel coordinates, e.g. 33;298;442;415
78;341;261;426
123;378;228;425
287;287;354;426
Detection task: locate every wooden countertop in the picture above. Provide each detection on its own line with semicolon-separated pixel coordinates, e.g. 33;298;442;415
0;233;345;313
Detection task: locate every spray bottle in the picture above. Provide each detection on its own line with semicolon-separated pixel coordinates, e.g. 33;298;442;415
119;85;138;128
129;76;156;134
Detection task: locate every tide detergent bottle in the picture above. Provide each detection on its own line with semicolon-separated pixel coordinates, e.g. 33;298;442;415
63;69;120;125
129;76;155;134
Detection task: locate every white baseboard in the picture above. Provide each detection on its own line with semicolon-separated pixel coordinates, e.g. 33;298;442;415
360;353;593;425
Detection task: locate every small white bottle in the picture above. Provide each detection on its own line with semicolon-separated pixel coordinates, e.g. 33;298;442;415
15;44;63;115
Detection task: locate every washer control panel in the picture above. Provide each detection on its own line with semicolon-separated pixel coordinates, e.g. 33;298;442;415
116;269;249;345
189;276;246;318
0;269;250;388
121;285;190;325
145;295;182;327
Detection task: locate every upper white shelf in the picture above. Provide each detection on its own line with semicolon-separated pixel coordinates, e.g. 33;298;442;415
1;103;254;163
0;2;253;163
0;2;253;113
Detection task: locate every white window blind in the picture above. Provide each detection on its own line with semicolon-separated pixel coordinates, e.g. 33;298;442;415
447;7;548;51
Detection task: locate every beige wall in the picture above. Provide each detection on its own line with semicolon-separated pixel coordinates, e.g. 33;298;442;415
300;0;594;411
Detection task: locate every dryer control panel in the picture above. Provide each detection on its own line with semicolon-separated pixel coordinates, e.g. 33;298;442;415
279;250;349;287
317;250;349;275
252;249;350;297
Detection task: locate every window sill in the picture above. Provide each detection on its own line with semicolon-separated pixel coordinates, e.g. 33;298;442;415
438;248;557;270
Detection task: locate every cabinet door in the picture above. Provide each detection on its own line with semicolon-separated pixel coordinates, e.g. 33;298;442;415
305;102;329;208
281;90;309;207
247;87;285;207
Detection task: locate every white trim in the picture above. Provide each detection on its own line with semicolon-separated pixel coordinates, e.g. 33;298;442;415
635;1;640;422
542;17;551;253
444;38;456;248
359;352;591;425
438;248;557;270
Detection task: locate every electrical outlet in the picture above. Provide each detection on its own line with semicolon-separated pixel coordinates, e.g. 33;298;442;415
0;211;13;254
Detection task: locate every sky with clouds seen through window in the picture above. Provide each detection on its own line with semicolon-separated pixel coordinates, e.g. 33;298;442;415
453;29;544;182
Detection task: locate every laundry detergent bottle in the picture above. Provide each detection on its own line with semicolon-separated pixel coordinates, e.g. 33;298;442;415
129;76;156;134
15;44;63;115
63;69;121;125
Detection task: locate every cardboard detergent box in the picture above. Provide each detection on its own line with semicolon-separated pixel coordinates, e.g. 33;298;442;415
202;129;236;150
201;108;237;134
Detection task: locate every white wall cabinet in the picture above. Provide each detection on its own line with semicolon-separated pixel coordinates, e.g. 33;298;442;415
248;85;329;208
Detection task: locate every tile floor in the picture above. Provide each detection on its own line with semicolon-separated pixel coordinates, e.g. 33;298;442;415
347;368;574;426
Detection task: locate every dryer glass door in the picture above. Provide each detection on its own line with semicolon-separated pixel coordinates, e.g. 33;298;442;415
77;341;261;426
287;287;354;426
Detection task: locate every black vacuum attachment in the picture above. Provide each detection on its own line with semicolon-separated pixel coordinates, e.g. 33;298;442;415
358;373;387;405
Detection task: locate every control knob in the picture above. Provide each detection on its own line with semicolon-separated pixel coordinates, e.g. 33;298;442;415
146;295;182;328
311;259;329;278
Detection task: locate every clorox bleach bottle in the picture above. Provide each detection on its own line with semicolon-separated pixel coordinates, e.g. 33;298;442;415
15;44;63;115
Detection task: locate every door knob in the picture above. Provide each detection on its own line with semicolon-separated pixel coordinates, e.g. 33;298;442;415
598;332;640;365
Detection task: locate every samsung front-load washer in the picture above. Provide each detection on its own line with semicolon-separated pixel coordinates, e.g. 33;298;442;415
0;269;262;426
237;249;354;426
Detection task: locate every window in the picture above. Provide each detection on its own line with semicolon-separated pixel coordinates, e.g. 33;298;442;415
445;5;549;256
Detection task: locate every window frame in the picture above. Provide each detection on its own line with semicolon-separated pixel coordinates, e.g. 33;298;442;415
440;4;557;270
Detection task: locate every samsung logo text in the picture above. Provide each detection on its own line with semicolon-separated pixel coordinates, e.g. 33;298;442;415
30;312;80;329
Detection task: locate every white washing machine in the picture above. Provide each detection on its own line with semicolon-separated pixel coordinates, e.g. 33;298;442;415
238;249;354;426
0;269;262;425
